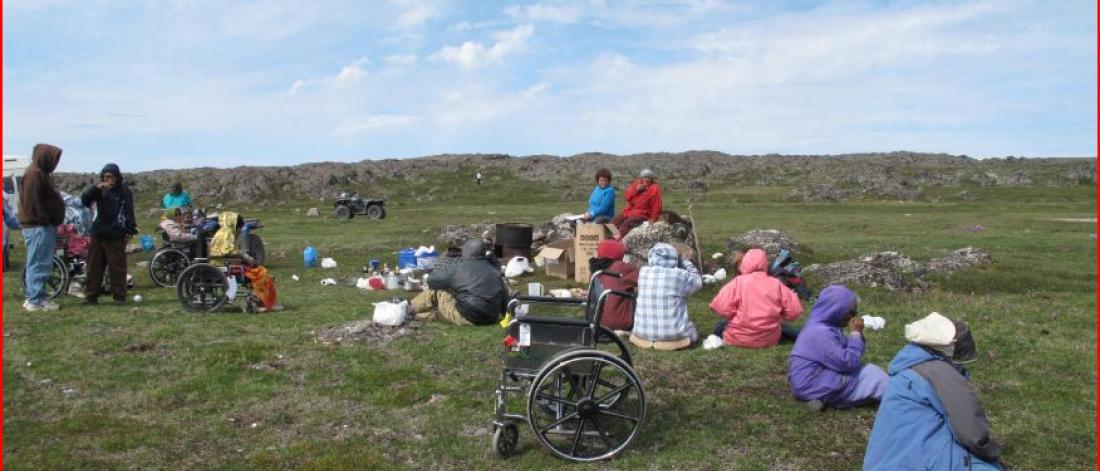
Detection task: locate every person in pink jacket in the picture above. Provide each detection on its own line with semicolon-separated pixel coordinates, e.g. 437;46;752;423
707;248;804;348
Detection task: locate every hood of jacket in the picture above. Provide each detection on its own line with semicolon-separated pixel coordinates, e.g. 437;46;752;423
807;285;858;327
32;144;62;174
99;163;124;185
739;248;768;275
887;343;939;375
647;242;678;268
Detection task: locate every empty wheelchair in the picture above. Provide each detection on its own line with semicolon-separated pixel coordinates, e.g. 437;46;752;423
492;271;644;462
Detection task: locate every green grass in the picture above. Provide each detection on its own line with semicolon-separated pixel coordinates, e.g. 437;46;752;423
3;175;1096;470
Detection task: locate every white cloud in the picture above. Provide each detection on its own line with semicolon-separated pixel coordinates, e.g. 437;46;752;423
288;57;369;95
431;24;534;68
397;3;441;28
384;53;419;65
505;4;581;23
333;114;420;136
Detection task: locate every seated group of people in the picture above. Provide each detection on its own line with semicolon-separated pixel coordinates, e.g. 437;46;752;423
412;237;1002;469
578;167;663;238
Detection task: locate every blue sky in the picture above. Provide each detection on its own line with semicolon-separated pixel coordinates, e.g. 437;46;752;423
3;0;1096;172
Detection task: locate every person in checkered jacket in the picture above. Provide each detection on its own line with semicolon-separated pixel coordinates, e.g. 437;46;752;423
629;242;702;351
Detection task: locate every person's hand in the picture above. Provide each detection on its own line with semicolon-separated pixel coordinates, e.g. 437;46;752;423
96;181;113;190
847;315;864;334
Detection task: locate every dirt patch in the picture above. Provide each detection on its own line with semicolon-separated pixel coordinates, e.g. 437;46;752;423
316;320;420;346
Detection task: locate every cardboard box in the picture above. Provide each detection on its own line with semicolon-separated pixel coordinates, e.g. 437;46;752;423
535;239;575;279
574;224;618;283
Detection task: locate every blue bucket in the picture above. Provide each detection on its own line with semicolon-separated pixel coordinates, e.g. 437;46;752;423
397;248;417;269
140;234;155;252
304;246;318;268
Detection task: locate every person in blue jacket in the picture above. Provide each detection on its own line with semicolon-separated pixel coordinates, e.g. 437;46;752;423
162;182;193;209
864;312;1003;470
3;197;20;270
580;168;615;223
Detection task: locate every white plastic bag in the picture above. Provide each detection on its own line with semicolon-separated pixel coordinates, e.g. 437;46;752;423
862;315;887;331
355;278;371;290
226;276;238;300
320;278;337;286
703;334;725;350
321;257;338;268
373;300;409;326
504;256;534;278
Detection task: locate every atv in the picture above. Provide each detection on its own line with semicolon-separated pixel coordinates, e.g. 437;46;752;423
333;191;386;220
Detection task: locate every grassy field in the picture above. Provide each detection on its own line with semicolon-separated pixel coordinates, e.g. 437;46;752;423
3;174;1096;470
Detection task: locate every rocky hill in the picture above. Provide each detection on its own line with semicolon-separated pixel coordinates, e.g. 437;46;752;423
51;151;1095;203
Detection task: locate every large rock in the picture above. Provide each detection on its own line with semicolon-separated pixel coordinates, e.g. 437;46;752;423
804;251;928;293
727;229;800;259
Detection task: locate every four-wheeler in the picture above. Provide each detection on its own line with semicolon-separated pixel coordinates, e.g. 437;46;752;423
333;191;385;220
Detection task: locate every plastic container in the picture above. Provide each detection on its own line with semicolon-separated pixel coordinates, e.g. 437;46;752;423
303;246;318;268
416;248;439;269
139;234;155;252
397;248;417;269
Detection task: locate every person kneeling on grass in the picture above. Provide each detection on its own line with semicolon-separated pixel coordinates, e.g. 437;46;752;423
629;243;701;351
706;248;804;349
788;285;887;412
864;312;1003;470
412;239;507;326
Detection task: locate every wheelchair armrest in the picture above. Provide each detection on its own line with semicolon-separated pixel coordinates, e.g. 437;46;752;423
515;316;591;328
512;295;585;305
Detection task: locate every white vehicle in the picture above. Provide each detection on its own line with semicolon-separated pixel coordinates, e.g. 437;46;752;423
3;154;32;207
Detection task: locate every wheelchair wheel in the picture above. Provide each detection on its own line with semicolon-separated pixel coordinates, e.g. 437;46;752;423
149;248;190;287
595;326;633;367
492;422;519;458
22;255;68;299
176;263;228;312
527;350;645;462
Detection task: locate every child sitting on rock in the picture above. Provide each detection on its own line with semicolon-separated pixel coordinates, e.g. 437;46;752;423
629;243;701;351
706;248;803;349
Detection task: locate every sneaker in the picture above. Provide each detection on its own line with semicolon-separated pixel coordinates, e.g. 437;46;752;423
805;399;825;413
22;300;45;312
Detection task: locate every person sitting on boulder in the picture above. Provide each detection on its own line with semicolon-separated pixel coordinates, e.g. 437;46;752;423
611;168;662;238
412;239;508;326
864;312;1003;470
630;243;701;350
706;248;803;348
588;239;638;333
788;285;887;412
162;182;193;210
580;168;616;224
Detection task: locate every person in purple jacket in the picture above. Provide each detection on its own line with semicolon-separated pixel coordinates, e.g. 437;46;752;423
787;284;887;411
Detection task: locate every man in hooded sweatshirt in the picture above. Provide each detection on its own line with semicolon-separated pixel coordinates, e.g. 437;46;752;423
18;143;67;311
80;163;138;304
707;248;804;348
588;239;638;332
412;239;508;326
864;312;1003;470
788;285;887;412
630;242;701;350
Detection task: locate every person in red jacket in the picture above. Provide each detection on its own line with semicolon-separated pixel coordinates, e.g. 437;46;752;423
588;239;639;332
611;168;662;237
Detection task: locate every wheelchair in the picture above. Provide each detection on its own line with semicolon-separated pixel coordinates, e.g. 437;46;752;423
173;215;265;313
492;271;645;462
21;224;115;298
148;230;202;288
